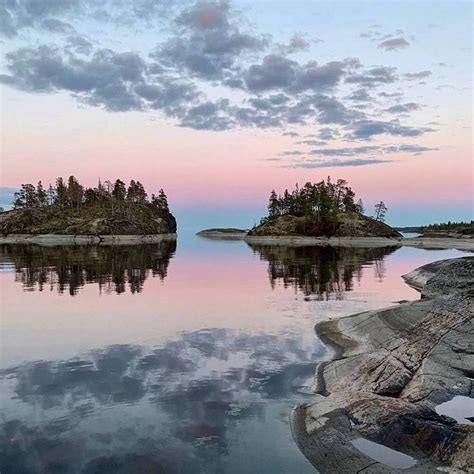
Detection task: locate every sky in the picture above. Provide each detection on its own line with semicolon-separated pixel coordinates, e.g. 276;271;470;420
0;0;472;229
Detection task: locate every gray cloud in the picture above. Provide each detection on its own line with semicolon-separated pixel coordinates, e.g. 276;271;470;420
346;66;397;86
317;127;339;140
282;131;299;137
296;140;327;146
243;55;348;93
404;70;432;81
349;119;434;139
152;0;267;80
40;17;75;34
0;45;200;114
385;102;421;113
308;143;436;157
378;37;410;51
0;0;439;138
280;33;310;54
288;158;391;168
347;88;372;102
66;35;93;55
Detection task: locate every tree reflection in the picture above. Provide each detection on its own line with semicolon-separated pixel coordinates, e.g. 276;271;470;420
0;242;176;295
247;244;399;299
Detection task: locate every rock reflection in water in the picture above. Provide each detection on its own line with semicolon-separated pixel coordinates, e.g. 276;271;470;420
0;328;322;473
247;244;399;299
0;241;176;295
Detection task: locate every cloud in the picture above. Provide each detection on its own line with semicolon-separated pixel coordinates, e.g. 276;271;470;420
317;127;339;140
152;0;267;80
349;120;434;139
308;143;436;157
0;45;200;114
403;70;432;81
377;37;410;51
288;158;391;168
282;131;299;137
40;18;75;34
384;102;421;113
346;66;397;86
242;55;348;93
296;140;327;146
347;88;372;102
280;33;310;54
66;35;94;55
0;0;439;138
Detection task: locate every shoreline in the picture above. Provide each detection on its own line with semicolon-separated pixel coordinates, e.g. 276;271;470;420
245;235;474;250
291;256;474;472
0;233;177;246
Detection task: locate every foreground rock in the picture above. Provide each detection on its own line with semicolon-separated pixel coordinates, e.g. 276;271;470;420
292;257;474;472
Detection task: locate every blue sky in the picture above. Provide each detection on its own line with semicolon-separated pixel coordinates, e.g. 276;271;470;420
0;0;472;226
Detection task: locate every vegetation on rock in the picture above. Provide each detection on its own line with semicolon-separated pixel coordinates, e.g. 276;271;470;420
249;177;401;238
1;177;176;235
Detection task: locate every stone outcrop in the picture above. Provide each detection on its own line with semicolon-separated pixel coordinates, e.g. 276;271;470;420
291;257;474;473
0;203;177;236
248;212;401;239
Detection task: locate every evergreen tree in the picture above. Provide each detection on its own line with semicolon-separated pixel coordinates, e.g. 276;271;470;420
112;179;127;201
56;177;68;207
374;201;388;222
47;184;56;205
268;189;280;218
36;181;48;206
67;176;84;209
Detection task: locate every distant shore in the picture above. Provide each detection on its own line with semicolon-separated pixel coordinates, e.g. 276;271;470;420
244;235;474;251
0;233;177;246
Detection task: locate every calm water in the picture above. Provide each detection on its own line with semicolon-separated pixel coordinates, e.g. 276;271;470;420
0;235;469;474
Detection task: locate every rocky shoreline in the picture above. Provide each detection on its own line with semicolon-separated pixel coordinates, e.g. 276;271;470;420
245;235;474;251
291;256;474;472
0;233;177;246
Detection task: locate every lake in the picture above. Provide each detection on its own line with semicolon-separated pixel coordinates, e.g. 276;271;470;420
0;234;469;473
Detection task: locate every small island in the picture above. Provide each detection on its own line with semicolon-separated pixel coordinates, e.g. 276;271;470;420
0;177;177;245
246;178;401;246
196;228;248;239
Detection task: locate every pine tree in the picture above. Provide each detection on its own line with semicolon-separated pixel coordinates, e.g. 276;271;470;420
374;201;388;222
112;179;127;201
268;189;279;218
56;177;68;207
36;181;48;206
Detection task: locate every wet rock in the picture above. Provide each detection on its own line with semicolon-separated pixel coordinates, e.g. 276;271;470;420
292;257;474;473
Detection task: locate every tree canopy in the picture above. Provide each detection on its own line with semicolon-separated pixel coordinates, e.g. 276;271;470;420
12;177;170;216
264;177;363;224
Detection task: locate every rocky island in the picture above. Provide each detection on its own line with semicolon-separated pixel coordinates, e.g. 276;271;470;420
0;177;177;245
246;178;402;247
291;256;474;472
196;228;248;239
245;179;473;250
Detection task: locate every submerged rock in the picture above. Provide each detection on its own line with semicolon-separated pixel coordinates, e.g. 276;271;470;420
291;257;474;473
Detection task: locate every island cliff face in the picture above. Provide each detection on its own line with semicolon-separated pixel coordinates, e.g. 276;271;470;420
248;212;401;238
0;204;177;236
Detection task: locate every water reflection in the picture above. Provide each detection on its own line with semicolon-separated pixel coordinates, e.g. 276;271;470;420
0;242;176;295
248;244;399;299
1;328;323;473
